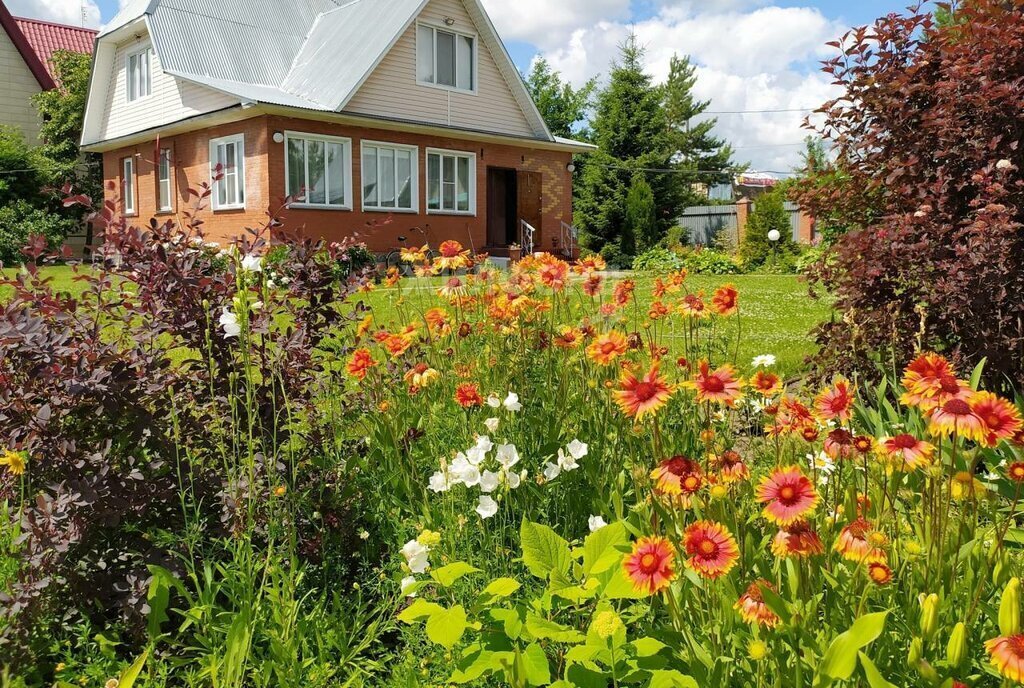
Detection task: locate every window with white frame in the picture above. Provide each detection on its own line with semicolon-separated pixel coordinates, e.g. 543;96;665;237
157;148;172;212
417;23;475;91
426;149;475;214
122;156;136;215
285;132;352;209
210;134;245;210
362;142;417;212
126;47;152;102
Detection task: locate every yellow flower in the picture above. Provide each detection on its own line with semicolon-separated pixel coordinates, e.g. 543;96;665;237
0;449;27;476
904;540;923;556
273;486;287;497
710;484;729;500
593;610;624;639
748;639;768;661
418;529;442;547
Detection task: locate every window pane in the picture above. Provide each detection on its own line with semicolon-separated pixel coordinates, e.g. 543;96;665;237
417;25;434;83
436;31;455;87
362;146;378;205
427;154;440;210
457;156;470;212
216;145;228;206
224;143;238;206
379;147;395;208
328;143;345;206
456;35;473;90
234;143;244;205
142;50;150;96
123;159;134;212
128;54;138;100
307;139;326;205
287;138;305;200
396;150;412;209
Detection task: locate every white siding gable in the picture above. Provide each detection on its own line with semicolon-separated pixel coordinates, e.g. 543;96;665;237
0;27;43;143
344;0;535;138
100;31;238;141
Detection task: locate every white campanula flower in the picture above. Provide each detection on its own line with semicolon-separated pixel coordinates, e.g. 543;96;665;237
476;495;498;519
480;470;501;493
496;444;520;470
752;354;776;368
484;417;500;433
449;455;481;487
566;439;588;460
486;394;502;409
503;392;522;412
400;576;417;597
543;462;561;481
505;469;525;489
465;446;487;467
557;448;579;472
428;470;450;493
241;254;263;272
401;539;430;574
219;308;241;338
588;515;608;533
475;436;494;454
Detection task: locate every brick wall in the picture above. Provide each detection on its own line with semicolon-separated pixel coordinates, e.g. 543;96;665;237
102;114;574;254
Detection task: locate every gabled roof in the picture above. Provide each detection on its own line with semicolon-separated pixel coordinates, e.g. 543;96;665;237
0;0;96;89
92;0;553;141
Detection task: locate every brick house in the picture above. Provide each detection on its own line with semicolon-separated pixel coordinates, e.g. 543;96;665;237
80;0;594;257
0;1;95;143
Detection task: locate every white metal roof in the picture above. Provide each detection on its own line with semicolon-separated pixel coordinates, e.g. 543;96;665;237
88;0;557;144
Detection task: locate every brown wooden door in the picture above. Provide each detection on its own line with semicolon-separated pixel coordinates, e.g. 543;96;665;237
517;170;542;249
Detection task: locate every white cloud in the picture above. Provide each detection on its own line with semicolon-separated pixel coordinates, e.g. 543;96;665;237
6;0;101;28
540;5;844;171
481;0;632;50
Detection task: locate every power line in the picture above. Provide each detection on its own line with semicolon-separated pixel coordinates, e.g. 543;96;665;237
703;107;817;115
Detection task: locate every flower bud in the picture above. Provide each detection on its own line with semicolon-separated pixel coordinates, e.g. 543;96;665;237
919;594;939;640
915;660;939;683
999;578;1021;636
907;636;923;667
946;623;967;667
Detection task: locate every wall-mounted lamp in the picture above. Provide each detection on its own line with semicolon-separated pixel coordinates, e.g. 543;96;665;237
272;132;285;144
566;163;576;173
443;16;456;25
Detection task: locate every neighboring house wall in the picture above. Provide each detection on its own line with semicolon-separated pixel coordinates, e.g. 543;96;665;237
680;200;816;246
100;32;238;142
0;25;42;142
344;0;535;138
101;114;573;253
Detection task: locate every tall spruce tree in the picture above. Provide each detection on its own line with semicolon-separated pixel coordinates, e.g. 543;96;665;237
661;54;735;205
524;57;596;140
576;34;683;258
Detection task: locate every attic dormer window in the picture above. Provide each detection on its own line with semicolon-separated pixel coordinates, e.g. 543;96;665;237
127;47;152;102
417;23;475;92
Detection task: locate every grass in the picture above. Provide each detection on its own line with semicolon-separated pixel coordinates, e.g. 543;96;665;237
2;266;833;376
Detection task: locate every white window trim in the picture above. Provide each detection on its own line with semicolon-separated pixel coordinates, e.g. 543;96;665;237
360;140;419;214
283;131;354;211
209;134;246;211
415;21;478;95
125;45;153;104
157;148;173;212
425;147;477;216
122;156;136;216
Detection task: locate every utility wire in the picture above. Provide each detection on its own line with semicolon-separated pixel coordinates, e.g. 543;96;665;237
703;108;817;114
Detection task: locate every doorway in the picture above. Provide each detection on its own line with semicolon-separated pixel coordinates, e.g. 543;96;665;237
486;167;518;249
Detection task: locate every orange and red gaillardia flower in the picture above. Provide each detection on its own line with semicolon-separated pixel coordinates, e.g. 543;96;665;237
711;450;750;484
679;293;708;319
710;284;739;316
1007;462;1024;483
824;428;856;460
755;467;819;526
623;536;677;595
986;635;1024;683
574;254;607;274
834;518;887;564
582;273;604;297
770;520;824;559
688;361;744;406
900;352;971;413
651;456;703;495
683;521;740;580
971;391;1023;448
454;383;484;408
877;434;936;471
750;371;783;398
735;580;781;628
346;348;376;380
867;561;893;586
433;240;473;272
613;279;636;307
538;258;570;291
929;398;986;443
614;365;673;420
586;330;629;366
814;378;856;423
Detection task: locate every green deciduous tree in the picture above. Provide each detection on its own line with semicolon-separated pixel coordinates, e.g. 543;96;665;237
524;57;596;140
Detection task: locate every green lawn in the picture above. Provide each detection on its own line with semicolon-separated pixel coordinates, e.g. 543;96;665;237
2;267;833;376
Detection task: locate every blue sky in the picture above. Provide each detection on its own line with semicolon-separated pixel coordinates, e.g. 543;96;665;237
17;0;913;171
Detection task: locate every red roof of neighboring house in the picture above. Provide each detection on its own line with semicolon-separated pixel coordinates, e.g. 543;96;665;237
0;0;96;90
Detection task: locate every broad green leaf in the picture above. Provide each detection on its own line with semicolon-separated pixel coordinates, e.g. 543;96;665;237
859;651;898;688
398;598;443;623
565;644;603;665
633;637;668;657
525;613;585;643
818;611;889;681
598;564;646;600
522;642;552;686
520;519;571;580
970;358;988;390
431;562;481;587
583;522;628;576
145;566;176;640
426;605;468;649
481;577;521;598
490;607;525;640
647;669;699;687
450;646;508;684
551;578;600;603
118;650;149;688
